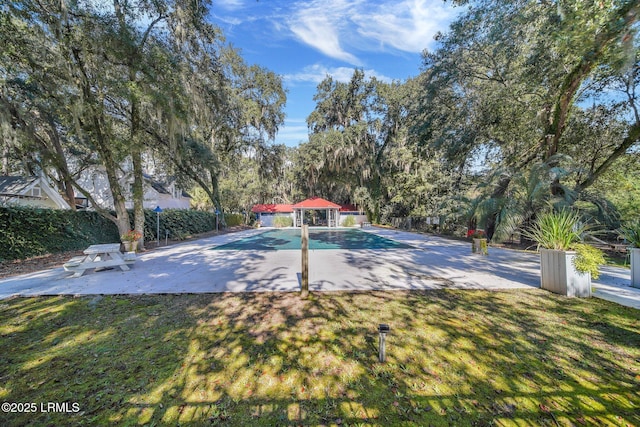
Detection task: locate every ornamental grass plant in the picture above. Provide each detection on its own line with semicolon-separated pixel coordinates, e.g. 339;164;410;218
526;210;604;278
525;210;586;251
620;220;640;248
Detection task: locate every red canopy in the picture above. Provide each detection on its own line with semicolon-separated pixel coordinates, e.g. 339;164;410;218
251;204;293;213
292;197;341;209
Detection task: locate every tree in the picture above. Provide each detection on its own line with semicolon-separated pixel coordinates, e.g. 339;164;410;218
144;47;286;222
417;0;640;239
1;0;286;239
304;70;419;220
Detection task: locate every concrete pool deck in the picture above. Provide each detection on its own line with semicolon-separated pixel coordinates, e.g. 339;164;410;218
1;227;639;308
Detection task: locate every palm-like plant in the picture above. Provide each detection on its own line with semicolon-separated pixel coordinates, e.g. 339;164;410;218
525;210;587;250
469;156;618;243
468;162;554;242
527;209;604;279
620;220;640;248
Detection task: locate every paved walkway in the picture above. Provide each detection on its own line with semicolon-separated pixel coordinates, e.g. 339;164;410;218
1;227;638;309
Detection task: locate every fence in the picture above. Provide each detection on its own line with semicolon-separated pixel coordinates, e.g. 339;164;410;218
390;217;440;231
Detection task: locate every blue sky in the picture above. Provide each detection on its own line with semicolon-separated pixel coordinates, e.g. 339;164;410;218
209;0;460;146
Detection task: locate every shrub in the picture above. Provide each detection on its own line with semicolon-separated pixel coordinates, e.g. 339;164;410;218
121;230;142;242
0;206;218;261
224;213;244;227
0;206;119;261
525;210;587;250
341;215;356;227
470;229;485;239
272;215;293;228
620;220;640;248
525;210;603;278
142;209;215;241
572;243;605;279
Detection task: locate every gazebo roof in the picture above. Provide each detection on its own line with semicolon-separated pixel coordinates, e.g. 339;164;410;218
251;204;293;213
292;197;341;209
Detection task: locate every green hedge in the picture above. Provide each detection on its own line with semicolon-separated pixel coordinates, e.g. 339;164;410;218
341;215;356;227
0;206;119;261
0;207;217;261
143;209;216;241
224;213;244;227
273;215;293;228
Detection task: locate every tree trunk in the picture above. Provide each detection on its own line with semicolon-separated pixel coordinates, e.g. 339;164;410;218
103;152;131;237
130;93;146;250
210;172;225;227
67;31;132;234
132;144;146;250
486;175;511;241
46;117;77;210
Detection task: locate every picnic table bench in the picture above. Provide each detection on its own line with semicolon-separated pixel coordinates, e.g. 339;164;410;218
64;244;136;278
361;221;372;228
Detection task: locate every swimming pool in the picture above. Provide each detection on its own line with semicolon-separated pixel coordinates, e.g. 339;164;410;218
212;228;414;250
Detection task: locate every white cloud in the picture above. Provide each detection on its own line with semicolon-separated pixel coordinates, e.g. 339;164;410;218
289;0;362;65
353;0;454;53
284;64;393;84
211;0;252;25
286;0;455;63
276;119;309;146
216;15;243;25
215;0;246;11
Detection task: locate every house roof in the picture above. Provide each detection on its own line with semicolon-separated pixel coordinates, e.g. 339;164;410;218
142;174;191;198
292;197;341;209
0;176;38;196
0;175;70;209
251;204;294;213
150;180;170;195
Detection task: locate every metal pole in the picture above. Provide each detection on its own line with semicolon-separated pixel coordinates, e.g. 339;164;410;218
379;333;386;362
378;324;390;362
156;212;160;247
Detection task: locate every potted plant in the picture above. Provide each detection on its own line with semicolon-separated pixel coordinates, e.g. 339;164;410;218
121;229;142;252
526;210;604;297
620;220;640;288
470;230;488;255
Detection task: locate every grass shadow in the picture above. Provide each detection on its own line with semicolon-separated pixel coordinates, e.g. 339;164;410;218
0;290;638;425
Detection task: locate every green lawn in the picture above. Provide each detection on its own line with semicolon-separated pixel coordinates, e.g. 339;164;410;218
0;290;638;426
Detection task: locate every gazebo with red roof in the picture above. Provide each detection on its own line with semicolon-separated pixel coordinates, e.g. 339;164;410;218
292;197;341;227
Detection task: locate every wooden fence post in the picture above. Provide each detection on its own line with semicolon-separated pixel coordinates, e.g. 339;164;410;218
301;224;309;297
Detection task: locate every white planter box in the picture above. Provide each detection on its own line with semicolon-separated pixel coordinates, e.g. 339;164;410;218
630;248;640;288
540;249;591;297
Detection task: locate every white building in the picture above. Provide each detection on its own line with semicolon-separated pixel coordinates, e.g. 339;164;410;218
76;168;191;210
0;176;71;209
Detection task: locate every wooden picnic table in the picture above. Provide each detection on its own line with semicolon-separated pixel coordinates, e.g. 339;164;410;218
64;243;135;278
